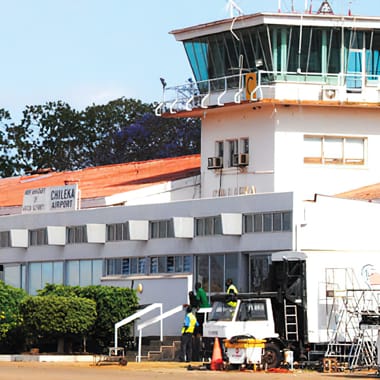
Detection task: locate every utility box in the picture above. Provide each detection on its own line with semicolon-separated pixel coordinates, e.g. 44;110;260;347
224;338;265;365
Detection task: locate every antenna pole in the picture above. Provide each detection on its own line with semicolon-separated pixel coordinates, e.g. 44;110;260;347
278;0;281;13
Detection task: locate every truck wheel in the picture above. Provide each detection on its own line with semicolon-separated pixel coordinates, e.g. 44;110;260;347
119;357;128;366
263;343;281;369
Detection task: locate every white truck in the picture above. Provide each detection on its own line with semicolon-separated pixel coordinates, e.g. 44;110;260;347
202;251;380;368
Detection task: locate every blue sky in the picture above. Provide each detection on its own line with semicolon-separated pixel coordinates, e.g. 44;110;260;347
0;0;378;120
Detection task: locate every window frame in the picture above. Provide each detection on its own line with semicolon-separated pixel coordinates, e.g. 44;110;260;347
304;135;366;166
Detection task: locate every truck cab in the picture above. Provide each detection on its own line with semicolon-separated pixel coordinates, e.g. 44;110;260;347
202;293;285;367
204;295;278;340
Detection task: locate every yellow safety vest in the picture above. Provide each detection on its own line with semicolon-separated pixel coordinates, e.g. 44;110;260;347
227;284;238;295
227;284;238;307
181;312;197;334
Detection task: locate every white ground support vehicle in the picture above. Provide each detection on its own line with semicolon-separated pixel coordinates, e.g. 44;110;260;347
203;293;286;368
202;251;380;369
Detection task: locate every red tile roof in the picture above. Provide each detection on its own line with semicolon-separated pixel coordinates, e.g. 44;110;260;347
335;183;380;202
0;155;200;208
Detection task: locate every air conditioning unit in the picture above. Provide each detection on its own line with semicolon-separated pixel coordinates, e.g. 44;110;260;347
232;153;249;167
207;157;223;169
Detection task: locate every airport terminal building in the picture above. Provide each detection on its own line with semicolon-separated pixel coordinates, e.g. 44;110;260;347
2;3;380;337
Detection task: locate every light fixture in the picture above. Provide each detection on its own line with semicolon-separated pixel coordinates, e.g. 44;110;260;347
160;77;167;89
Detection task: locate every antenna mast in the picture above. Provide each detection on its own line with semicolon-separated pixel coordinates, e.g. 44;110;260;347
226;0;243;18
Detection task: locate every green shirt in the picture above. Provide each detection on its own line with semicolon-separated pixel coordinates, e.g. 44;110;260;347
196;287;210;308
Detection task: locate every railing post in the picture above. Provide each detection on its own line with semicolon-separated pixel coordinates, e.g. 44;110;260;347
138;330;142;362
160;304;163;342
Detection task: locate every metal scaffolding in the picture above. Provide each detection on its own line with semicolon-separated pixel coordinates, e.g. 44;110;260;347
324;268;380;370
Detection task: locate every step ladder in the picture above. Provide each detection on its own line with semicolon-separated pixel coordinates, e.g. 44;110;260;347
284;300;299;341
348;329;377;370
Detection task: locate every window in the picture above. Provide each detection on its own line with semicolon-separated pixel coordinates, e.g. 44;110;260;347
195;216;222;236
150;220;174;239
67;225;87;244
263;213;273;232
241;138;249;154
244;211;292;233
195;254;239;294
3;264;26;289
29;228;48;246
107;223;128;241
304;135;366;165
29;261;64;295
106;257;146;276
66;259;103;286
237;300;268;321
149;255;192;274
228;139;238;167
213;138;249;168
216;141;224;159
0;231;10;248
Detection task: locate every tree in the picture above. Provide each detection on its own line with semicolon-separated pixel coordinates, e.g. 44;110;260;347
2;97;201;176
38;284;139;352
6;101;86;173
96;113;200;164
0;109;18;178
0;281;27;352
20;295;97;353
82;98;156;166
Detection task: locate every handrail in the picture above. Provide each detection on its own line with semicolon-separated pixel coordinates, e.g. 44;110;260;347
157;70;380;115
136;304;184;362
114;303;162;350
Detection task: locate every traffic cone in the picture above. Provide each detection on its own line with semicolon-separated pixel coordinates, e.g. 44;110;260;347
210;337;223;370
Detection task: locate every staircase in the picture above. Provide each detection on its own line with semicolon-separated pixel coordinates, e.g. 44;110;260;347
125;337;181;362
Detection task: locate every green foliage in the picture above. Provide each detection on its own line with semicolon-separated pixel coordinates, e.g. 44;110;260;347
21;295;96;337
0;281;26;340
0;96;200;177
6;101;86;173
38;284;138;352
0;109;18;177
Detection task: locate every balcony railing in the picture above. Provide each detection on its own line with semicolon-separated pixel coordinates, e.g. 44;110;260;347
155;70;380;116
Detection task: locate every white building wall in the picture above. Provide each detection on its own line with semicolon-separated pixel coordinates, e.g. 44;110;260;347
293;196;380;343
274;106;380;200
300;250;380;343
201;106;275;198
299;195;380;251
200;103;380;202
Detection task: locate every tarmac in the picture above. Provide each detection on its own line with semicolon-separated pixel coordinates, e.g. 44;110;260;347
0;359;379;380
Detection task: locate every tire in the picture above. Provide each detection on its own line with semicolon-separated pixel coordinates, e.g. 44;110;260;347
263;342;281;369
119;357;128;366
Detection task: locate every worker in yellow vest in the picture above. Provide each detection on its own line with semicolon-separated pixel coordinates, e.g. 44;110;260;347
180;306;199;362
226;278;238;308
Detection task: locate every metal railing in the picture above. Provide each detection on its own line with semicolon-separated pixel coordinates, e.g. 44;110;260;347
136;304;184;362
114;303;163;351
155;70;380;116
114;304;213;362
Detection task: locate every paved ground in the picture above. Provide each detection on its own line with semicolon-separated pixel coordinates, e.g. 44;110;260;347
0;361;379;380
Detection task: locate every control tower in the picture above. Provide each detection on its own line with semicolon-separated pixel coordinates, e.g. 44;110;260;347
156;1;380;201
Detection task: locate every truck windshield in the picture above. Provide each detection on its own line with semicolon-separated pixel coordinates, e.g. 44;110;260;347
208;301;235;321
236;300;268;321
